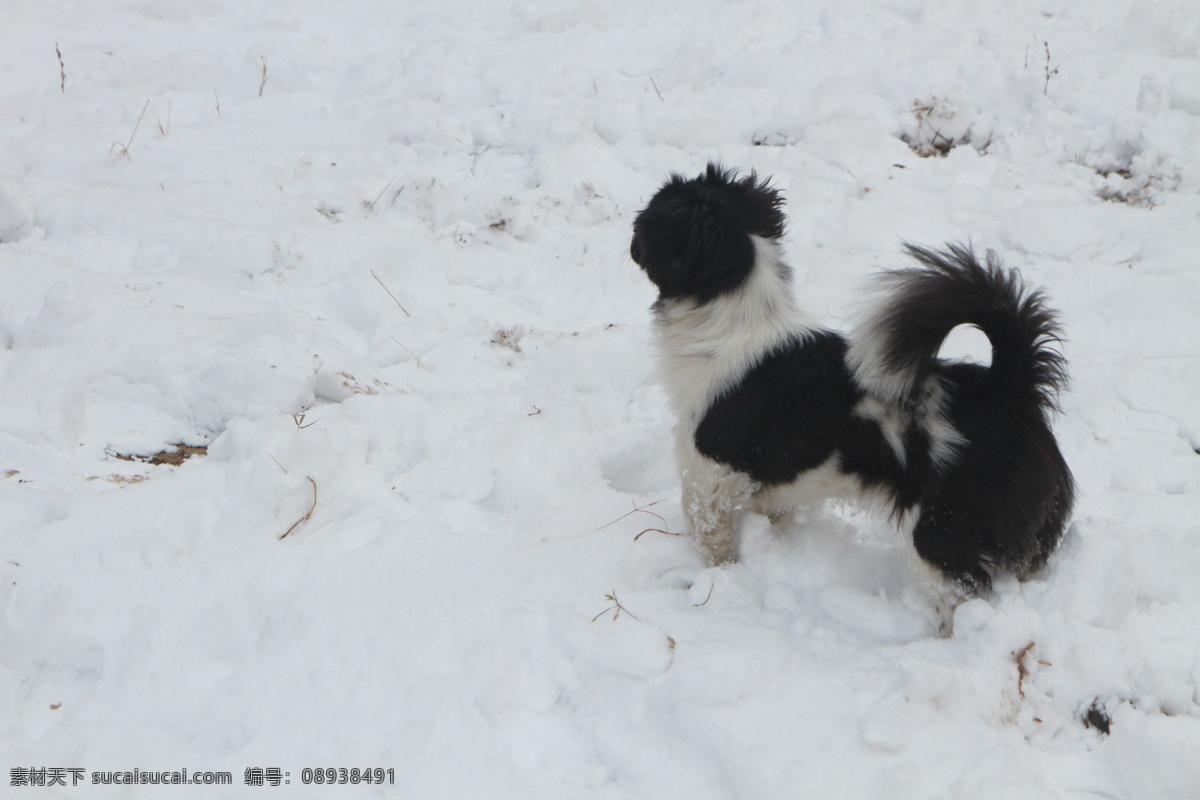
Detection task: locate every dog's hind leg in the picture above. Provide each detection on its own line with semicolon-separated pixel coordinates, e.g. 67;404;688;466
906;545;967;637
910;502;992;597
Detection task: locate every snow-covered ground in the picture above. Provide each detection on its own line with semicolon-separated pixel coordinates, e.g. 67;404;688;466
3;0;1199;797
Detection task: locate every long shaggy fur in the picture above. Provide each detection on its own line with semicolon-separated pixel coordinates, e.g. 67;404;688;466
632;163;1075;598
849;242;1069;410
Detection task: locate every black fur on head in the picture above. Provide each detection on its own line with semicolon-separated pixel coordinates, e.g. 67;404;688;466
631;163;786;304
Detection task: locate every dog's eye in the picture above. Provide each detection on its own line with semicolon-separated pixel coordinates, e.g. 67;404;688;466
630;236;642;263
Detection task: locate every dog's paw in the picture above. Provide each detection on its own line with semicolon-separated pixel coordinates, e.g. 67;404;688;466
696;527;738;567
703;550;738;569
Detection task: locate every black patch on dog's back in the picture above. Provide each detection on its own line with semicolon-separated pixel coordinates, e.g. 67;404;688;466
695;332;904;489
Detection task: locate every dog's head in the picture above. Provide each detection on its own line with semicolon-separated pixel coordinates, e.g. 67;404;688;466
630;162;785;304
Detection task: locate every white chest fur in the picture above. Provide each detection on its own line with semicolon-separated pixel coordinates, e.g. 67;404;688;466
652;236;814;430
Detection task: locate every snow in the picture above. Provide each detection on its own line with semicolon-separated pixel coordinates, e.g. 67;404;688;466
2;0;1199;797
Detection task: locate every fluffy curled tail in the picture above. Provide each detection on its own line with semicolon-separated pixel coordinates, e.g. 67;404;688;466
847;243;1068;410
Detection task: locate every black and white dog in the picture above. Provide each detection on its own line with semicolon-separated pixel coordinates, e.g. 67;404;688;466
631;163;1074;599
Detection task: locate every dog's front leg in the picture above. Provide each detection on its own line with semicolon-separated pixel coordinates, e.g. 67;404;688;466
681;469;737;566
677;435;755;566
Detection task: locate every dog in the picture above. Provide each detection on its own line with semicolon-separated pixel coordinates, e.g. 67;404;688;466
630;163;1075;601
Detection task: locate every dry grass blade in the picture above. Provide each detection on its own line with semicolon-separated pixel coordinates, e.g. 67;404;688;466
279;477;318;540
390;336;427;369
633;527;682;542
649;74;664;102
591;590;639;622
1014;641;1050;699
55;43;65;93
367;174;397;211
110;99;151;160
258;54;269;97
594;498;667;533
1043;41;1059;96
290;412;317;430
371;270;411;317
1015;641;1035;698
158;102;171;136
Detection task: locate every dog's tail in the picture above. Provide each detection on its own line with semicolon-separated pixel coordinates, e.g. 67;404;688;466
847;242;1068;411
